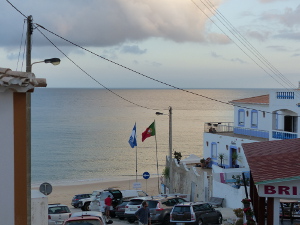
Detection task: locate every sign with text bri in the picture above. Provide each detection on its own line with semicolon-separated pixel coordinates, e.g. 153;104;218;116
258;180;300;198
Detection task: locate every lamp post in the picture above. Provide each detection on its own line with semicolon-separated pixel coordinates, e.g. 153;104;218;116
31;58;61;66
156;106;173;193
25;15;60;225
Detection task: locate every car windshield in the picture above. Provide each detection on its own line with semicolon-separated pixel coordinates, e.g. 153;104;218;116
146;200;158;208
128;200;143;205
65;220;102;225
49;206;70;214
173;206;190;213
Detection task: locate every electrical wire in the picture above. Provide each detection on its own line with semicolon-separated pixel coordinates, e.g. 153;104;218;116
16;19;26;71
6;0;300;117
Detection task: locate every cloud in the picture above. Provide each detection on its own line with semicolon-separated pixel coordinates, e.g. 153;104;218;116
2;0;224;49
266;45;288;52
259;0;289;3
246;30;271;41
260;5;300;27
121;45;147;54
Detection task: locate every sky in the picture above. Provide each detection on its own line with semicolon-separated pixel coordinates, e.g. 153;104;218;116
1;0;300;89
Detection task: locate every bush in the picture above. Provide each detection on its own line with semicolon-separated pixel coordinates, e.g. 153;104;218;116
233;208;243;218
235;218;243;225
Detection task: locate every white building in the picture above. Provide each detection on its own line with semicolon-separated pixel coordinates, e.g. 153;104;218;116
202;88;300;208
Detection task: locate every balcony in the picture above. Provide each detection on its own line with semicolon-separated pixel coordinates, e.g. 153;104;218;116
204;122;269;141
276;91;295;99
272;130;297;139
204;122;234;133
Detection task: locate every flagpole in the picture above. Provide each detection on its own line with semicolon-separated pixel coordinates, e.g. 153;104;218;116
136;145;137;184
154;120;159;194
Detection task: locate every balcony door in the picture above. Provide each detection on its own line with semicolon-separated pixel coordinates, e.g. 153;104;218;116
284;116;297;132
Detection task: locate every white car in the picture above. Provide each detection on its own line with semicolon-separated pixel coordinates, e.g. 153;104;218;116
70;211;113;225
124;197;152;223
48;204;71;225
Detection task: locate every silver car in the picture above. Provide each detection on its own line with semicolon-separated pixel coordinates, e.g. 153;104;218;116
48;204;71;225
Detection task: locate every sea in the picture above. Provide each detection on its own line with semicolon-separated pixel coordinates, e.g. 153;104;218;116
31;88;269;187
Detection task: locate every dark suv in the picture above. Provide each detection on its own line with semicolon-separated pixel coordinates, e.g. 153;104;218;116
148;197;187;225
170;202;222;225
71;194;91;208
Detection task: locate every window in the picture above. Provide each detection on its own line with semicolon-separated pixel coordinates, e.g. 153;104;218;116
251;110;258;128
238;109;245;126
211;143;217;159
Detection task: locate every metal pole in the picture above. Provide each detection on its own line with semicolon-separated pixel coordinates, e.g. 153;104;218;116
169;106;173;193
26;15;33;225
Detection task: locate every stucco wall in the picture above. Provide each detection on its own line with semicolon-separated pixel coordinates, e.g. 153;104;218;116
166;157;212;202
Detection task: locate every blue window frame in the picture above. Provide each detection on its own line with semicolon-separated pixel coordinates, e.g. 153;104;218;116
238;109;245;126
211;142;217;159
251;110;258;128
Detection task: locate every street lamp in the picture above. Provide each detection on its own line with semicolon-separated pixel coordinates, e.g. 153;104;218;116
31;58;61;66
156;106;173;193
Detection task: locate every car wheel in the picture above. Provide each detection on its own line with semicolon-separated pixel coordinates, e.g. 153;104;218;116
128;217;135;223
197;219;203;225
163;214;170;225
218;215;223;224
83;203;90;211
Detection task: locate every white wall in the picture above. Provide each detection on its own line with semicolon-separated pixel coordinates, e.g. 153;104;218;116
213;180;249;208
0;91;14;225
31;190;48;225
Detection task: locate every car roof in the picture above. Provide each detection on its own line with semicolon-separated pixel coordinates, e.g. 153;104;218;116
65;216;100;221
71;211;103;218
48;204;68;207
174;202;205;206
130;196;152;201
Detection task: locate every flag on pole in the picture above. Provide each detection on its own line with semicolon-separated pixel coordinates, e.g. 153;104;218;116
142;121;156;142
128;123;137;148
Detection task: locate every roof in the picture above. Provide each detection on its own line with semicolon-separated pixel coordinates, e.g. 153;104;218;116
230;94;269;105
0;67;46;92
242;138;300;184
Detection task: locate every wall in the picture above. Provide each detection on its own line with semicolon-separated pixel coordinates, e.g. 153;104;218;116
0;91;14;225
31;190;48;225
213;179;249;208
166;157;211;202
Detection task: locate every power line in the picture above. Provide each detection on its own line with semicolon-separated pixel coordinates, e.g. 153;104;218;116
7;0;300;117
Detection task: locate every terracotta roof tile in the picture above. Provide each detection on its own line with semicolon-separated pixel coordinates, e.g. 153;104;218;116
230;94;269;104
242;138;300;184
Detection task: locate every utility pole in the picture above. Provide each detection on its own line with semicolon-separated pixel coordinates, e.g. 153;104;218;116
26;15;33;225
169;106;173;193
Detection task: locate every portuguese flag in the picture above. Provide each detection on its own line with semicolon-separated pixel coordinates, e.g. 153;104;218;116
142;121;156;142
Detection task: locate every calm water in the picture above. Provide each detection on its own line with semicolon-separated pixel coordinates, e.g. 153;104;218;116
31;88;268;187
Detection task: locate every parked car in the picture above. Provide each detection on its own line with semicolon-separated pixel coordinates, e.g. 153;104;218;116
70;211;113;224
124;196;186;224
63;216;104;225
115;200;130;220
48;204;71;225
71;193;91;208
170;202;223;225
124;197;152;223
148;196;187;224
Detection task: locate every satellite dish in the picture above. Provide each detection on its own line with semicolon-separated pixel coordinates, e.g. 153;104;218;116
39;182;52;195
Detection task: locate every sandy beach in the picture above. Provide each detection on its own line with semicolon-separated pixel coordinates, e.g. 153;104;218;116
33;177;160;206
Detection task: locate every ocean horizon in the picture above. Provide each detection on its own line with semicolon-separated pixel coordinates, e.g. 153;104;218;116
31;88;269;187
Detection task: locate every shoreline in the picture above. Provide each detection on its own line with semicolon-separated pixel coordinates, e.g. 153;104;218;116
32;177;160;206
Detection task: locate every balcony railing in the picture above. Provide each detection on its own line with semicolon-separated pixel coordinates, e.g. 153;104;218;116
204;122;269;139
234;127;269;139
276;91;294;99
272;130;297;139
204;122;234;133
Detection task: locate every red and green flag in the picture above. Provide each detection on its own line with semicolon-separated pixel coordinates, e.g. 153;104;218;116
142;121;155;142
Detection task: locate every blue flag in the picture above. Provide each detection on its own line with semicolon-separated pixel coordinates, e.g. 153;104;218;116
128;123;137;148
